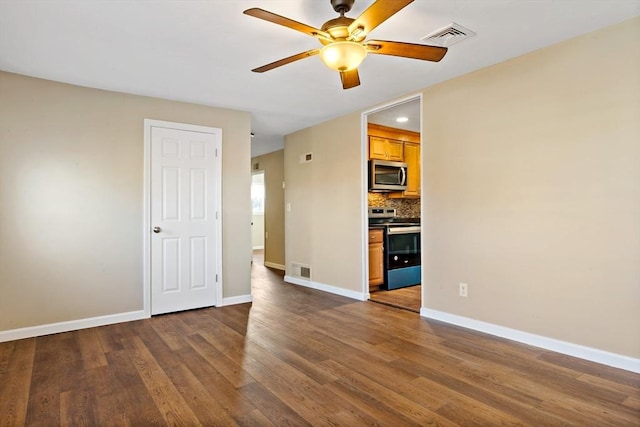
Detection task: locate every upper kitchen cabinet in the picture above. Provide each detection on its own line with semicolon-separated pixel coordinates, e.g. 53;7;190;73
389;141;420;198
369;136;404;161
368;123;420;161
368;123;420;144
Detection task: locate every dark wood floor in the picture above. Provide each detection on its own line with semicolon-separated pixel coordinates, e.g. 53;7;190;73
370;285;422;313
1;261;639;426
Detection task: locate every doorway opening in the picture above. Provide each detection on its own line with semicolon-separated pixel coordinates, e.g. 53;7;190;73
362;96;423;313
251;171;266;264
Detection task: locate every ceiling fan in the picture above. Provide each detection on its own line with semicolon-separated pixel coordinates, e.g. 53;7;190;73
244;0;448;90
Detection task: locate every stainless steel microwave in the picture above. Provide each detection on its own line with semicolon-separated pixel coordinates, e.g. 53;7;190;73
369;159;408;192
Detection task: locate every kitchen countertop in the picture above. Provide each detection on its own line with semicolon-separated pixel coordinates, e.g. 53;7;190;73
369;217;420;227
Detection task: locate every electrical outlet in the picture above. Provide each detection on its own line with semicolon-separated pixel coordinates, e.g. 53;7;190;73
459;283;468;297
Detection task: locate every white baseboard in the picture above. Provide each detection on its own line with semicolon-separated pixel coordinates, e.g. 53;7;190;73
284;275;367;301
252;246;264;250
421;308;640;374
220;294;253;306
0;295;254;342
0;310;149;343
264;261;285;271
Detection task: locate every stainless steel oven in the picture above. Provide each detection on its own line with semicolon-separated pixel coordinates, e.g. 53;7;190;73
368;207;421;290
386;225;421;290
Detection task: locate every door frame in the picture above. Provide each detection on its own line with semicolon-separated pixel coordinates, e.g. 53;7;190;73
251;170;266;251
142;119;223;317
360;94;423;305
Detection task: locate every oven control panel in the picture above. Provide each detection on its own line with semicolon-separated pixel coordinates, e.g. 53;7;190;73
368;207;396;218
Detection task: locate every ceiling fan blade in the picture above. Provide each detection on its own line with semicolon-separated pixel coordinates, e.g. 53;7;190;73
244;8;331;40
252;49;320;73
348;0;413;38
366;40;447;62
340;69;361;90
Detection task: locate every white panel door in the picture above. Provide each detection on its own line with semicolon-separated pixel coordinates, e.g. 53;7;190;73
150;126;220;315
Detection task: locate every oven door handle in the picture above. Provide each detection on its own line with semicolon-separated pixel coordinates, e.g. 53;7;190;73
388;226;421;234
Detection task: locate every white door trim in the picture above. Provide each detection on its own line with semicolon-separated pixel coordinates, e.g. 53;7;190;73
360;94;423;303
143;119;223;317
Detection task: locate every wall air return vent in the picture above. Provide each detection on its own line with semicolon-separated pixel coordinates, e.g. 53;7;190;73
299;152;313;164
291;262;311;279
420;23;476;47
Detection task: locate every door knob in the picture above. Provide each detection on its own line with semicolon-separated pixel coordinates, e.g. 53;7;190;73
153;226;161;233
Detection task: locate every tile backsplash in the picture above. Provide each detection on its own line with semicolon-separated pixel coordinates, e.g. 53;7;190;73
368;193;420;218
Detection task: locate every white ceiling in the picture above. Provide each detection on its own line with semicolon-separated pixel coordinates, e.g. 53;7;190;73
1;1;638;156
368;98;421;133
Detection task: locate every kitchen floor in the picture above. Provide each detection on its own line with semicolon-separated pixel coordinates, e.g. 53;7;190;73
369;285;421;313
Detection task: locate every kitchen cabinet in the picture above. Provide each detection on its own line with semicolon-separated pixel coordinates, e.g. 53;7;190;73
389;141;420;199
369;136;404;161
368;123;420;145
368;123;421;198
368;228;384;289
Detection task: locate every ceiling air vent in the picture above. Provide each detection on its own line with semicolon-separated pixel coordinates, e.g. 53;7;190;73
420;23;476;47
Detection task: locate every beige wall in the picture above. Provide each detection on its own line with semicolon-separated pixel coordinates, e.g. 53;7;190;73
0;72;252;331
283;18;640;358
284;113;363;290
422;17;640;358
251;150;285;267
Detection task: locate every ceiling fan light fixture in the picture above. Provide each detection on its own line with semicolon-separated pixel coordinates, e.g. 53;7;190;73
319;41;367;72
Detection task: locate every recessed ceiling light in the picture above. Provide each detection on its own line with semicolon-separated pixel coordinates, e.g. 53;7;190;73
396;117;409;123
